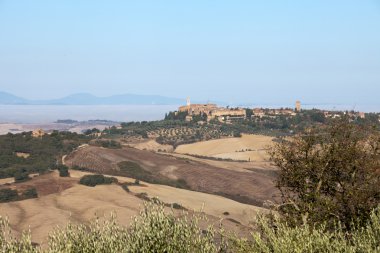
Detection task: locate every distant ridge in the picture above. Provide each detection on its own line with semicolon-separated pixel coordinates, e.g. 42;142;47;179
0;92;187;105
0;92;29;104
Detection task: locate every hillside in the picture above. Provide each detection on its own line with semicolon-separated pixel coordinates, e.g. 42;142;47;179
64;146;278;206
0;170;262;245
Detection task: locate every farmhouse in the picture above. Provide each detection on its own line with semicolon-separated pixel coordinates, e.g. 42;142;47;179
32;129;45;138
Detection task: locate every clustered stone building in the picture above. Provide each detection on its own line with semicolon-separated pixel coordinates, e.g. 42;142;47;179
177;98;369;123
178;98;246;122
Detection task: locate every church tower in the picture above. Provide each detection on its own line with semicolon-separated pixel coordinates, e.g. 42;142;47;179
295;100;301;112
186;97;191;106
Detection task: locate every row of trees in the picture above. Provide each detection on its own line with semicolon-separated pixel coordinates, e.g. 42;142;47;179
0;187;37;203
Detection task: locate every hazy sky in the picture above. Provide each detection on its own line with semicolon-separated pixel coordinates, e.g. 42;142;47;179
0;1;379;105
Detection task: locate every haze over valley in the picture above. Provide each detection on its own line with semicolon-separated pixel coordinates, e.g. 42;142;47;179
0;1;379;251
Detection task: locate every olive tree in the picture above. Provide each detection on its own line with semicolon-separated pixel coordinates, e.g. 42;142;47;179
269;120;380;230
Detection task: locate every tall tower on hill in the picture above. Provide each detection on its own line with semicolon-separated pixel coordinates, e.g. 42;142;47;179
296;100;301;112
187;97;191;106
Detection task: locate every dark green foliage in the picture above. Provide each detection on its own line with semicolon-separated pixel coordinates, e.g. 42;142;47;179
0;188;18;202
22;187;38;199
71;165;89;171
191;113;207;122
14;169;30;183
84;128;100;135
135;192;150;201
57;165;70;177
165;111;188;120
0;131;90;179
171;203;184;210
245;108;253;118
309;110;326;123
93;140;121;149
270;120;380;231
0;187;38;203
79;174;118;187
120;183;130;192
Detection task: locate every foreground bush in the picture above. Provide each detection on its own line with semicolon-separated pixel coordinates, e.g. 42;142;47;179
1;203;380;252
0;201;220;253
230;208;380;253
270;120;380;230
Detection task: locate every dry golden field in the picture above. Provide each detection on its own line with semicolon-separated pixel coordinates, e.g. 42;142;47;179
126;139;174;152
0;170;264;245
175;134;274;162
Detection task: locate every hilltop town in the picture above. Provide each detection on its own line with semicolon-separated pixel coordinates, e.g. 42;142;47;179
175;98;368;123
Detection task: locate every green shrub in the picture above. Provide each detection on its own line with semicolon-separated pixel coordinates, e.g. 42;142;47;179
14;170;30;183
22;188;38;199
171;203;184;210
0;188;18;203
93;140;121;149
229;209;380;253
79;174;118;187
135;192;150;201
120;183;130;192
57;165;70;177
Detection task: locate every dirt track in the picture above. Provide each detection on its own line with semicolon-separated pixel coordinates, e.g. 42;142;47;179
65;146;279;206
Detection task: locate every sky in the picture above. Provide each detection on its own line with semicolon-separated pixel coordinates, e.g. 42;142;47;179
0;0;379;105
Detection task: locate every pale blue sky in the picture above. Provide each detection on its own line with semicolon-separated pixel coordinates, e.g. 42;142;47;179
0;1;379;104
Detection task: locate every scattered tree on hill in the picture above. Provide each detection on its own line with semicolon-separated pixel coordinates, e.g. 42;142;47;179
57;165;70;177
14;169;30;183
79;174;118;187
269;119;380;230
0;188;18;203
22;187;38;199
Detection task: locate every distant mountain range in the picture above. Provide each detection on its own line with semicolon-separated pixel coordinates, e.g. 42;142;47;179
0;92;189;105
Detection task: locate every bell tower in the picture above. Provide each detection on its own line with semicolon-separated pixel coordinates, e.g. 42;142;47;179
295;100;301;112
186;97;191;106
